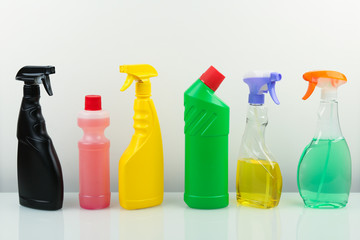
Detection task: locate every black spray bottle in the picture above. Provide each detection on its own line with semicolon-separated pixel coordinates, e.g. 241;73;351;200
16;66;64;210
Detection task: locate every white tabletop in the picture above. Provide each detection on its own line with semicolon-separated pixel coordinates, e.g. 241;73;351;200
0;192;359;240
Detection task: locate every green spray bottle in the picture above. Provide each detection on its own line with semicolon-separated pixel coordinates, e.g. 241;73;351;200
184;66;229;209
298;70;351;208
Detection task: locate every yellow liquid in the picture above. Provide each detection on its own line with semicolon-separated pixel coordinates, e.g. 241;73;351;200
236;159;282;209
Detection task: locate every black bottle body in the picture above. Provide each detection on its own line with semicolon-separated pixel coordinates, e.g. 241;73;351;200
17;85;63;210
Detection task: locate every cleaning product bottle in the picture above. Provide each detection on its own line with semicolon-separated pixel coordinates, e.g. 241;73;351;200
184;66;229;209
78;95;110;209
297;70;351;208
237;71;282;209
15;66;63;210
118;64;163;210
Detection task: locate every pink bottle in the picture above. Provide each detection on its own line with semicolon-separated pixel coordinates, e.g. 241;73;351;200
78;95;110;209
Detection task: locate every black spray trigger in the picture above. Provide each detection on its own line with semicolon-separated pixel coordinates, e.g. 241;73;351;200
42;75;53;96
15;66;55;96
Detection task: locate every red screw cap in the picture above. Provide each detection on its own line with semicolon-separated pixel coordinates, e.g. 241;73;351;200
199;66;225;92
85;95;102;111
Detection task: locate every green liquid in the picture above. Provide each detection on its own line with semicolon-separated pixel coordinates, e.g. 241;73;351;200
297;138;351;208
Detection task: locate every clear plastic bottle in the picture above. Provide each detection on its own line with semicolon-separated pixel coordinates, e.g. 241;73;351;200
78;95;110;209
297;71;351;208
236;71;283;209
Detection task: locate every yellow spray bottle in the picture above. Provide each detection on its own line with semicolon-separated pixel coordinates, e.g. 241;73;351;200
118;64;164;210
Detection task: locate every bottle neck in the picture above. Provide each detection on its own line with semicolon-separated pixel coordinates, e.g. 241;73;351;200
238;104;271;160
21;85;41;110
314;100;343;140
244;104;268;137
81;127;107;136
135;81;151;98
321;88;337;101
23;84;40;98
78;111;110;132
78;116;109;144
18;85;46;139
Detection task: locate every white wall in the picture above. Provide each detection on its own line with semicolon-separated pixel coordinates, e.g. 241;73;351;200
0;0;359;192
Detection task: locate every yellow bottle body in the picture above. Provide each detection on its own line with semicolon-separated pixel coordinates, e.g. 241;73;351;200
236;158;282;209
119;82;164;210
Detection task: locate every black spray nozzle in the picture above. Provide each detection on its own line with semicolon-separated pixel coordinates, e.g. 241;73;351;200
16;66;55;96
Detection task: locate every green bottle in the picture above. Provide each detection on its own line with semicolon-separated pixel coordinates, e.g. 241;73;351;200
298;71;351;209
184;66;229;209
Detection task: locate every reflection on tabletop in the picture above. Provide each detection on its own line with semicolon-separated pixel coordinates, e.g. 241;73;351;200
184;207;229;240
237;205;281;240
297;208;349;240
119;205;164;240
19;206;64;240
79;208;111;240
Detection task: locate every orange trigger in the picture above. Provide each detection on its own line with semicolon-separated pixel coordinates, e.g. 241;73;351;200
302;82;317;100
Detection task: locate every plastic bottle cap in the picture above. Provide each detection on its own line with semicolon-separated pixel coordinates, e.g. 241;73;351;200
243;71;282;105
85;95;102;111
302;71;347;100
199;66;225;92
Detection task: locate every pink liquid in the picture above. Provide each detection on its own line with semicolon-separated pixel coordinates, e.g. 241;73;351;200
78;116;110;209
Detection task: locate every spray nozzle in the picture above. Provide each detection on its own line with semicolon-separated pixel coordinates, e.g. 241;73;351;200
16;66;55;96
119;64;158;92
302;71;347;100
243;71;282;105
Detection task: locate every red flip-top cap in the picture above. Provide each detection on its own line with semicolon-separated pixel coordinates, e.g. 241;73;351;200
199;66;225;92
85;95;102;111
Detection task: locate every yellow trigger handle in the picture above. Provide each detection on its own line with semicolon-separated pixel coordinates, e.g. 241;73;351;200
120;64;158;92
120;75;136;91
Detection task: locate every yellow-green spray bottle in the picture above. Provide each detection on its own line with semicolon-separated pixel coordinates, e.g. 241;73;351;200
119;64;164;210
